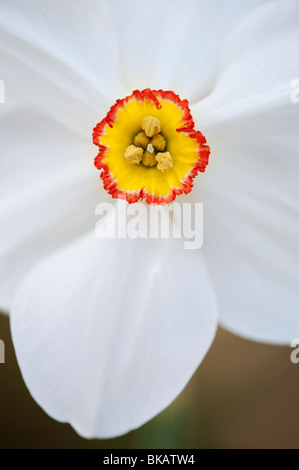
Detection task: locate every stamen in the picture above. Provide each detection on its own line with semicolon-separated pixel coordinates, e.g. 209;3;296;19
151;133;166;152
134;131;150;148
156;151;174;173
142;148;157;167
141;116;161;137
124;145;143;165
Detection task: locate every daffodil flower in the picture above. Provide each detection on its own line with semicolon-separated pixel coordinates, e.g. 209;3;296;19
0;0;298;438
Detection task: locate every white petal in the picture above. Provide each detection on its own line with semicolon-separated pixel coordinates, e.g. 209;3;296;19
106;0;268;102
0;0;268;133
0;110;101;312
193;0;299;143
0;0;127;136
198;138;299;344
191;0;299;343
0;80;25;114
11;209;218;438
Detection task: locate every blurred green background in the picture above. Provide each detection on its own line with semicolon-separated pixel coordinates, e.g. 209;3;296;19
0;312;299;449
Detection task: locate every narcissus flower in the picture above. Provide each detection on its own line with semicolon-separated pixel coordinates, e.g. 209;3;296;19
0;0;299;438
93;88;210;204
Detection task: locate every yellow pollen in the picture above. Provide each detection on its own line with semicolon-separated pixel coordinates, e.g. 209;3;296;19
124;145;143;165
156;151;174;173
151;133;166;151
141;115;161;137
133;131;150;148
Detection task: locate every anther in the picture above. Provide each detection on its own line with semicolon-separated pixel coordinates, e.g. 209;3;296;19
134;131;150;148
151;134;166;152
141;116;161;137
124;145;143;164
142;149;157;167
156;151;174;172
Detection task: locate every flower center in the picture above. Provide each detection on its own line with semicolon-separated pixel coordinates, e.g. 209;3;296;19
93;89;210;205
124;115;174;172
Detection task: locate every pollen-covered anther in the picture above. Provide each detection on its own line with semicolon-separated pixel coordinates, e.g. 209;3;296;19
151;133;166;151
156;151;174;173
141;116;161;137
142;146;157;167
124;145;143;165
134;131;150;148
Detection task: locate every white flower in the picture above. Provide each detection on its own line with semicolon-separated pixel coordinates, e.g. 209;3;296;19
0;0;298;438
